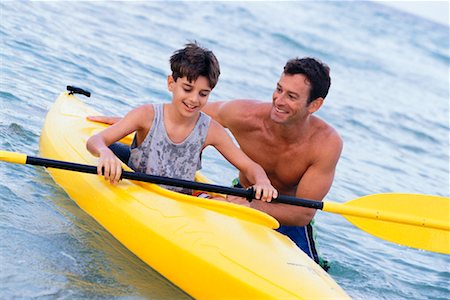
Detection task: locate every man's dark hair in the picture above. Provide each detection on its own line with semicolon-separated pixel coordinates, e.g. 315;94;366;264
283;57;331;104
170;42;220;89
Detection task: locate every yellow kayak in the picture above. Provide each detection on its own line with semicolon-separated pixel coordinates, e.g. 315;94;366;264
39;91;350;299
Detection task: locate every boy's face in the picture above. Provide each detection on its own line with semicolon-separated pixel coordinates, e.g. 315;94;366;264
168;75;212;116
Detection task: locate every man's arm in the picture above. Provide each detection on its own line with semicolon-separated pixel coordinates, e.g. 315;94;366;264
87;99;258;128
202;101;227;125
202;100;261;128
248;133;343;226
87;115;122;125
87;102;229;126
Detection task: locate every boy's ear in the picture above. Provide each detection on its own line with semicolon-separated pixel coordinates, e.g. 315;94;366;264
167;75;175;92
307;97;324;113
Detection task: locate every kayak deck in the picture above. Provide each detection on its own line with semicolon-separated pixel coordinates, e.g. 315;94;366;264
39;92;349;299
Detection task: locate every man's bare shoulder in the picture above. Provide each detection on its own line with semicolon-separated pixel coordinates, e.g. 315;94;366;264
310;116;343;156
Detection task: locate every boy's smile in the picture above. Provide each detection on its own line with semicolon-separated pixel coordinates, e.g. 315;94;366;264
168;75;211;116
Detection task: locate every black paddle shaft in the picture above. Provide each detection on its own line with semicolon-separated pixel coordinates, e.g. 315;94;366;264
26;155;324;209
26;156;253;199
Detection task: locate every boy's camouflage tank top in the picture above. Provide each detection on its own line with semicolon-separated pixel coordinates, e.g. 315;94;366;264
128;103;211;194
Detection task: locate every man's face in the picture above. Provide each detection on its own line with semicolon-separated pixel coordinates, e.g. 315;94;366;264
270;73;312;124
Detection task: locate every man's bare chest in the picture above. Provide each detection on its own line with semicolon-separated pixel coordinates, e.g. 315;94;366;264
240;138;311;189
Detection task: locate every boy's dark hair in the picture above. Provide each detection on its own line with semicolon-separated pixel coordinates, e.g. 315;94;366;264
283;57;331;104
170;42;220;89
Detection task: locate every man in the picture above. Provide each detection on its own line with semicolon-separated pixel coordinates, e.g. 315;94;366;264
88;57;342;269
202;57;342;269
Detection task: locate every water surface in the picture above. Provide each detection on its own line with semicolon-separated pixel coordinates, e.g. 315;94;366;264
1;1;449;299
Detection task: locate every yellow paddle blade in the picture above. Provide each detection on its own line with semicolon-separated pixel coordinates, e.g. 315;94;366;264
323;194;450;254
0;150;27;164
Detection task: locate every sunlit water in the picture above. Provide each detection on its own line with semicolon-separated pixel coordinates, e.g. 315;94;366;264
1;1;449;299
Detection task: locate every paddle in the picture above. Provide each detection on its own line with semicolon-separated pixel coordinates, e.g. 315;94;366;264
1;150;449;254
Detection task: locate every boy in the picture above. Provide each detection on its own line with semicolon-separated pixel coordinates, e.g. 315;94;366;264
87;43;277;201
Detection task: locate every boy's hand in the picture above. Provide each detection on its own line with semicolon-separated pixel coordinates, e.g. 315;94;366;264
252;182;278;202
97;148;123;185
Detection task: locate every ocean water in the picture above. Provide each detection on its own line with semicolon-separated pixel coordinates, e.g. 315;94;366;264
1;1;449;299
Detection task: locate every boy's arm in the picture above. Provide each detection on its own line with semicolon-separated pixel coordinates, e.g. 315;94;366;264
206;120;278;202
87;105;152;184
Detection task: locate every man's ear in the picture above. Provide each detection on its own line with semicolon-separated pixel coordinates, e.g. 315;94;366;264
308;97;324;113
167;75;175;92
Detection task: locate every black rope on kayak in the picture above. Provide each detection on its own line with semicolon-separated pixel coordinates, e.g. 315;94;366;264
67;85;91;97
